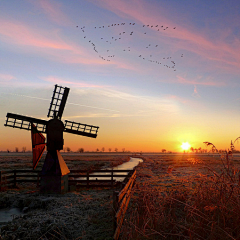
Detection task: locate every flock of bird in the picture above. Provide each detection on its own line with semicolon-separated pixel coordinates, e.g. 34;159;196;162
76;22;183;71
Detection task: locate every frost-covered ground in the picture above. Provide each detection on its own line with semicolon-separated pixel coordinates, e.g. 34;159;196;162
0;189;114;239
0;153;132;240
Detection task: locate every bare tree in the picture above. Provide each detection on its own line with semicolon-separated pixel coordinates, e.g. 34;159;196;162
22;147;26;153
115;148;118;152
96;148;99;152
15;147;19;153
108;148;112;152
66;147;71;153
162;149;166;153
102;147;105;152
78;148;84;153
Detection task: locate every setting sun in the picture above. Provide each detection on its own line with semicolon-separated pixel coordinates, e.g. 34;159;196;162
181;142;191;151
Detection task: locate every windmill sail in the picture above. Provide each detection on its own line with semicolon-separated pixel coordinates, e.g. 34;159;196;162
5;113;47;133
31;124;46;169
64;120;99;138
47;85;69;119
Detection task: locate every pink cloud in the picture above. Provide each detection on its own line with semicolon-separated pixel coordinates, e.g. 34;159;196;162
91;0;240;73
0;17;117;67
42;76;104;88
192;85;200;98
176;75;225;87
0;74;16;82
31;0;72;26
0;17;139;71
167;95;188;104
0;18;72;50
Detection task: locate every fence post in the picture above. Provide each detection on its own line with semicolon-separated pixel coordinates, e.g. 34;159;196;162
13;170;16;188
87;171;89;188
0;171;2;191
111;169;114;188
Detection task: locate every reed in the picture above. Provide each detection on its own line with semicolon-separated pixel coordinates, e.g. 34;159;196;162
120;153;240;239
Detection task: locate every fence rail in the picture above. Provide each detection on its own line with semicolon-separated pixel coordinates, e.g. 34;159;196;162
0;168;138;240
113;169;136;240
0;169;132;191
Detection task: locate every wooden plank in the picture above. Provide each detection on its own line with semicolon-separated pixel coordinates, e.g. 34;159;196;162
113;171;136;240
115;175;135;223
70;169;130;173
118;170;136;203
69;179;115;183
114;194;131;240
16;179;39;183
76;184;115;188
69;174;128;178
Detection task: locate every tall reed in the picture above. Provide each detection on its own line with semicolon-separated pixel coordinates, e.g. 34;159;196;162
121;153;240;239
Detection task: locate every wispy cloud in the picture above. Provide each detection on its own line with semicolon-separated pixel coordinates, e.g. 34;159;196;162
91;0;240;74
0;17;114;66
0;16;139;71
30;0;72;26
74;87;180;116
176;75;225;87
0;17;71;50
41;76;105;88
0;74;16;82
192;85;200;98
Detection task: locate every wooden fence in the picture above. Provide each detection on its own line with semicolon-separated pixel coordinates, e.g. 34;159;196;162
69;169;131;189
0;170;41;190
0;169;132;191
0;168;138;240
113;169;136;240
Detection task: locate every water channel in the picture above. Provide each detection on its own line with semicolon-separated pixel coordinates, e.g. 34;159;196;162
77;157;143;181
0;157;143;225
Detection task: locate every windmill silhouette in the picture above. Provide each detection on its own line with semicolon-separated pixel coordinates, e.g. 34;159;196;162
4;84;99;193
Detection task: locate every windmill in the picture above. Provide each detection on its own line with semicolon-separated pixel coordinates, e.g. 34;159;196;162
4;84;99;193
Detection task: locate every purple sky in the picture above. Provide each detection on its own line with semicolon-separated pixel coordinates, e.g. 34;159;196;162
0;0;240;152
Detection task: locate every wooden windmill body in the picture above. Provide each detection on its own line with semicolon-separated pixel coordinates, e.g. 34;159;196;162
5;84;99;194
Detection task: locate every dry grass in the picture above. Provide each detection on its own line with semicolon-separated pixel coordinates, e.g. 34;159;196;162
0;153;130;172
121;153;240;240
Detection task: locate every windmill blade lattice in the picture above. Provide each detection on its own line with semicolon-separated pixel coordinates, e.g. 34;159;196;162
4;84;100;192
47;85;70;119
5;113;47;133
64;120;99;138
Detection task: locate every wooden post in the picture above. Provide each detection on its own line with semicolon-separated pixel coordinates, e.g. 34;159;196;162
0;171;2;191
13;170;16;188
111;169;114;188
87;171;89;188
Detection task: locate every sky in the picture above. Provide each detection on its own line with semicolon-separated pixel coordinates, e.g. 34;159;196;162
0;0;240;153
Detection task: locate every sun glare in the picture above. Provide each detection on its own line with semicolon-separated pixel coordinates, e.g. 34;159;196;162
181;142;191;151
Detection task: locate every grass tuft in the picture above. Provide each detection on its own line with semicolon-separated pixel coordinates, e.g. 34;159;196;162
121;153;240;239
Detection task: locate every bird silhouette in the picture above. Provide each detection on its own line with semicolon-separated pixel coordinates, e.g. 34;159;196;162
77;22;182;71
